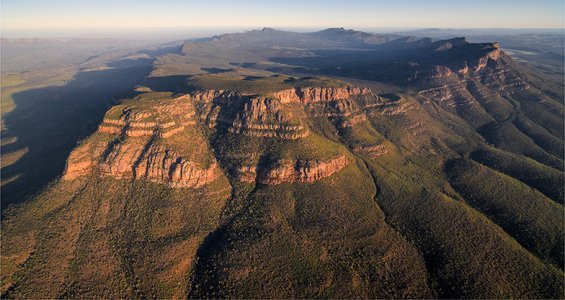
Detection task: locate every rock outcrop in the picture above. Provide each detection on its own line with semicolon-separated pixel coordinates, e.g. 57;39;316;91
356;144;389;158
98;95;195;138
103;143;218;188
272;86;371;103
418;56;528;109
190;90;312;139
239;155;348;185
430;65;454;78
64;143;107;180
369;98;416;116
189;87;375;138
472;42;501;72
65;85;373;186
418;82;465;103
65;140;219;189
63;95;219;188
228;96;309;139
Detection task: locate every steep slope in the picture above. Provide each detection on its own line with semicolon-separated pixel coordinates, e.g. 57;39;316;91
1;92;232;298
2;86;434;298
1;29;564;298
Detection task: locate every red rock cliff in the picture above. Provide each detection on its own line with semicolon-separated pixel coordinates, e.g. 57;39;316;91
273;86;371;103
239;155;348;185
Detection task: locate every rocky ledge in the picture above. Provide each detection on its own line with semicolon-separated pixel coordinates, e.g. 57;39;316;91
239;155;348;185
356;144;389;158
272;86;371;103
190;90;312;139
64;142;218;188
63;95;218;188
98;95;195;139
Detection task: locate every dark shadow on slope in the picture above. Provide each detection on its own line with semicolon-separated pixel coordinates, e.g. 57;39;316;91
1;58;154;211
243;75;265;81
142;75;192;94
137;45;183;57
201;67;234;74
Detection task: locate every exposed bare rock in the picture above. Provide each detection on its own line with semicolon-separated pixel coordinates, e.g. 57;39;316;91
229;96;309;139
63;95;218;188
65;84;373;185
65;138;218;188
457;63;470;74
190;86;373;138
419;55;528;110
370;99;417;116
473;63;529;92
431;65;454;78
228;125;310;139
435;42;453;52
190;90;244;103
135;145;218;188
407;121;426;136
272;86;371;103
239;155;348;184
64;142;106;180
417;81;475;110
356;144;389;158
307;97;374;128
465;42;501;72
191;90;310;139
98;95;195;138
340;114;368;127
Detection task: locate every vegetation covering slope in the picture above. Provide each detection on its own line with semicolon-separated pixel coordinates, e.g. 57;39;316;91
1;28;563;298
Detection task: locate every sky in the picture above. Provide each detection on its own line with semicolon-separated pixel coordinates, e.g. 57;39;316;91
1;0;563;32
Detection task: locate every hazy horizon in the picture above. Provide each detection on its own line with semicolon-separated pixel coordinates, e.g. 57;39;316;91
2;26;563;40
2;0;563;37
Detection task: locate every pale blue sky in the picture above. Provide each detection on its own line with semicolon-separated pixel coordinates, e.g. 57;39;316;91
2;0;563;29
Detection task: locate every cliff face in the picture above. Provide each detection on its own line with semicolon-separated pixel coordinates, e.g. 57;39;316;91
239;155;348;185
95;143;218;188
190;90;312;139
472;42;501;72
64;86;371;188
417;49;528;115
98;95;195;138
64;70;529;189
273;86;371;103
228;96;309;139
63;82;382;188
402;41;506;82
63;95;219;188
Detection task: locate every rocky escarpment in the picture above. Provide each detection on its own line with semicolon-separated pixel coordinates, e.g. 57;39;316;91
64;85;375;187
239;155;348;185
428;40;502;75
473;55;529;93
418;82;469;107
272;86;371;103
307;97;372;128
98;95;196;138
190;86;373;139
356;144;389;158
228;96;309;139
465;42;501;73
417;51;528;111
365;96;417;116
98;143;218;188
191;90;309;139
64;95;219;188
400;40;518;86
